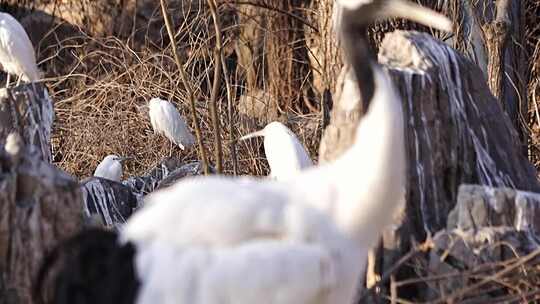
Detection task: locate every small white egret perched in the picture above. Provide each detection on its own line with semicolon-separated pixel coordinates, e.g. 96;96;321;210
35;1;452;304
0;12;40;87
239;121;313;180
94;154;130;182
148;97;195;150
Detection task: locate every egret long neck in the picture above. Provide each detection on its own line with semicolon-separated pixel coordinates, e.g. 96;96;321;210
331;66;405;248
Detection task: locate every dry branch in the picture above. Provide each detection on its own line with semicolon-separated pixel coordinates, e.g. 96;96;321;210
207;0;224;173
160;0;210;175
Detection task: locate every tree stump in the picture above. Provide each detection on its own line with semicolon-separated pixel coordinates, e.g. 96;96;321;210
319;30;540;300
0;84;81;304
0;84;53;163
0;137;82;304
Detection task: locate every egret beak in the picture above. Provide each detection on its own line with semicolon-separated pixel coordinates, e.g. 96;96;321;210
383;0;452;32
118;156;133;164
238;129;265;141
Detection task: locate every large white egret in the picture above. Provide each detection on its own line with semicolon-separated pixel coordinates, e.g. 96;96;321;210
35;1;451;304
93;154;130;182
0;12;40;87
148;97;195;150
239;121;313;180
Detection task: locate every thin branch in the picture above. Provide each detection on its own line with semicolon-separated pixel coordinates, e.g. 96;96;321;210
228;0;319;33
219;41;238;175
207;0;224;173
429;248;540;303
159;0;209;175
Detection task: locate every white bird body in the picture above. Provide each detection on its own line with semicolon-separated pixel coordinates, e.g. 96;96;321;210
94;154;126;181
0;12;40;84
148;98;195;150
122;66;405;304
240;122;313;181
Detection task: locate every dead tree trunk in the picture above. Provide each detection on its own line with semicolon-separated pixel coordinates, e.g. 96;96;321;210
319;30;540;301
0;84;53;163
483;0;511;106
453;0;529;152
0;86;82;304
0;140;82;304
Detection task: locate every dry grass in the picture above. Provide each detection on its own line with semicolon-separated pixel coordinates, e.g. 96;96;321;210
361;238;540;303
37;3;321;179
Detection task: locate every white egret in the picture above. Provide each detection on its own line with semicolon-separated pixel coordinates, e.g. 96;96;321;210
239;121;313;180
148;97;195;150
35;1;451;303
0;12;40;87
93;154;130;182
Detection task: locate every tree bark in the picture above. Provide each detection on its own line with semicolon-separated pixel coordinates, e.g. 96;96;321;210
0;84;53;163
318;30;540;301
0;147;82;304
483;0;511;105
0;85;82;304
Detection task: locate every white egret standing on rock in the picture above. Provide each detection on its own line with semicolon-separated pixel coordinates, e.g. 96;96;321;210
148;97;195;153
35;1;451;303
0;12;40;88
94;154;130;182
239;121;313;180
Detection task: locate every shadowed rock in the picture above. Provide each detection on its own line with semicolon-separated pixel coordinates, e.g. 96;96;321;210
122;157;184;196
81;177;140;229
156;161;210;190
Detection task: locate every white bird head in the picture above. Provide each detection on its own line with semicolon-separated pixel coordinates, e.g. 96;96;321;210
238;121;292;141
335;0;452;32
93;154;131;182
239;121;313;180
334;0;452;113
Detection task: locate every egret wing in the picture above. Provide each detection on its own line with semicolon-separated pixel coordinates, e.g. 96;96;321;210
123;174;346;249
159;101;194;148
0;14;38;80
123;177;295;247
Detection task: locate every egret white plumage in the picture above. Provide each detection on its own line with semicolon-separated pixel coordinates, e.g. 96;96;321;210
35;1;451;303
239;121;313;180
0;12;40;87
148;97;195;150
93;154;130;182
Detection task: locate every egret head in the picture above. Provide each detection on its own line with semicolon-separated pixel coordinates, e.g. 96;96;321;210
103;154;131;164
238;121;292;141
335;0;452;32
334;0;451;114
94;154;132;181
149;97;167;109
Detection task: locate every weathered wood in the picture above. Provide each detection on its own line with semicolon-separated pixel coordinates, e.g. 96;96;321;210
449;184;540;236
452;0;529;149
0;136;82;304
81;177;140;229
320;30;540;300
122;157;185;196
482;0;512;104
156;161;211;189
0;84;53;163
